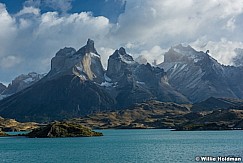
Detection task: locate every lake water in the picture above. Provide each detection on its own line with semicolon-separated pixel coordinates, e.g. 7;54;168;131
0;129;242;163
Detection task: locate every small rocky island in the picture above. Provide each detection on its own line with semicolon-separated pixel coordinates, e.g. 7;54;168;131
0;116;38;137
27;121;103;138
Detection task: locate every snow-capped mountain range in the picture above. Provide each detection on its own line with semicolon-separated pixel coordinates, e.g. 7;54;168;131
159;44;243;102
0;39;243;121
0;72;45;100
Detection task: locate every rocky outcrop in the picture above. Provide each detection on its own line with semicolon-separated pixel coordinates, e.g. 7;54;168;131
0;116;38;132
27;121;103;138
159;44;243;102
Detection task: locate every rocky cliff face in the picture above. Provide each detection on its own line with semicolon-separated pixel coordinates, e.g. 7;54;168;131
159;44;243;102
47;39;104;83
107;47;136;80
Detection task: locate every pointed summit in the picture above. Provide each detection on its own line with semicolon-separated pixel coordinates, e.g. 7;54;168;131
106;47;136;80
118;47;126;55
164;44;206;63
110;47;134;62
86;38;94;47
86;38;96;52
87;38;94;45
77;39;98;55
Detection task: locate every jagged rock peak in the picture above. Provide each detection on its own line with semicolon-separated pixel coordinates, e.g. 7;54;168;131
87;38;94;47
118;47;126;55
77;38;98;55
56;47;76;56
106;47;136;79
111;47;134;63
164;43;207;64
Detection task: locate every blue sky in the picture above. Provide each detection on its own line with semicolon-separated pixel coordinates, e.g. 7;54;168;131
1;0;125;22
1;0;243;84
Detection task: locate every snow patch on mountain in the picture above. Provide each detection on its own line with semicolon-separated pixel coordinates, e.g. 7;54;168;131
90;52;100;58
100;81;113;87
120;55;135;64
136;81;145;85
23;77;34;83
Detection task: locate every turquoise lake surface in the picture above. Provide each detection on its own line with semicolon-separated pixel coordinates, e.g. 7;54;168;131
0;129;242;163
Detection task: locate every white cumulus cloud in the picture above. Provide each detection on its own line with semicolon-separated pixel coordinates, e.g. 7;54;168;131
15;6;40;17
0;56;22;68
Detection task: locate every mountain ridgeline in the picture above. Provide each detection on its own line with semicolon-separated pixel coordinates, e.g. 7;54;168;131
159;44;243;102
1;40;243;122
0;39;188;122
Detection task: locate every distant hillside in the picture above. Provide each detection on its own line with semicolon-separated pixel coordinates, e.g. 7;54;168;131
68;100;191;129
177;109;243;130
67;100;243;130
0;116;38;132
192;97;243;111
